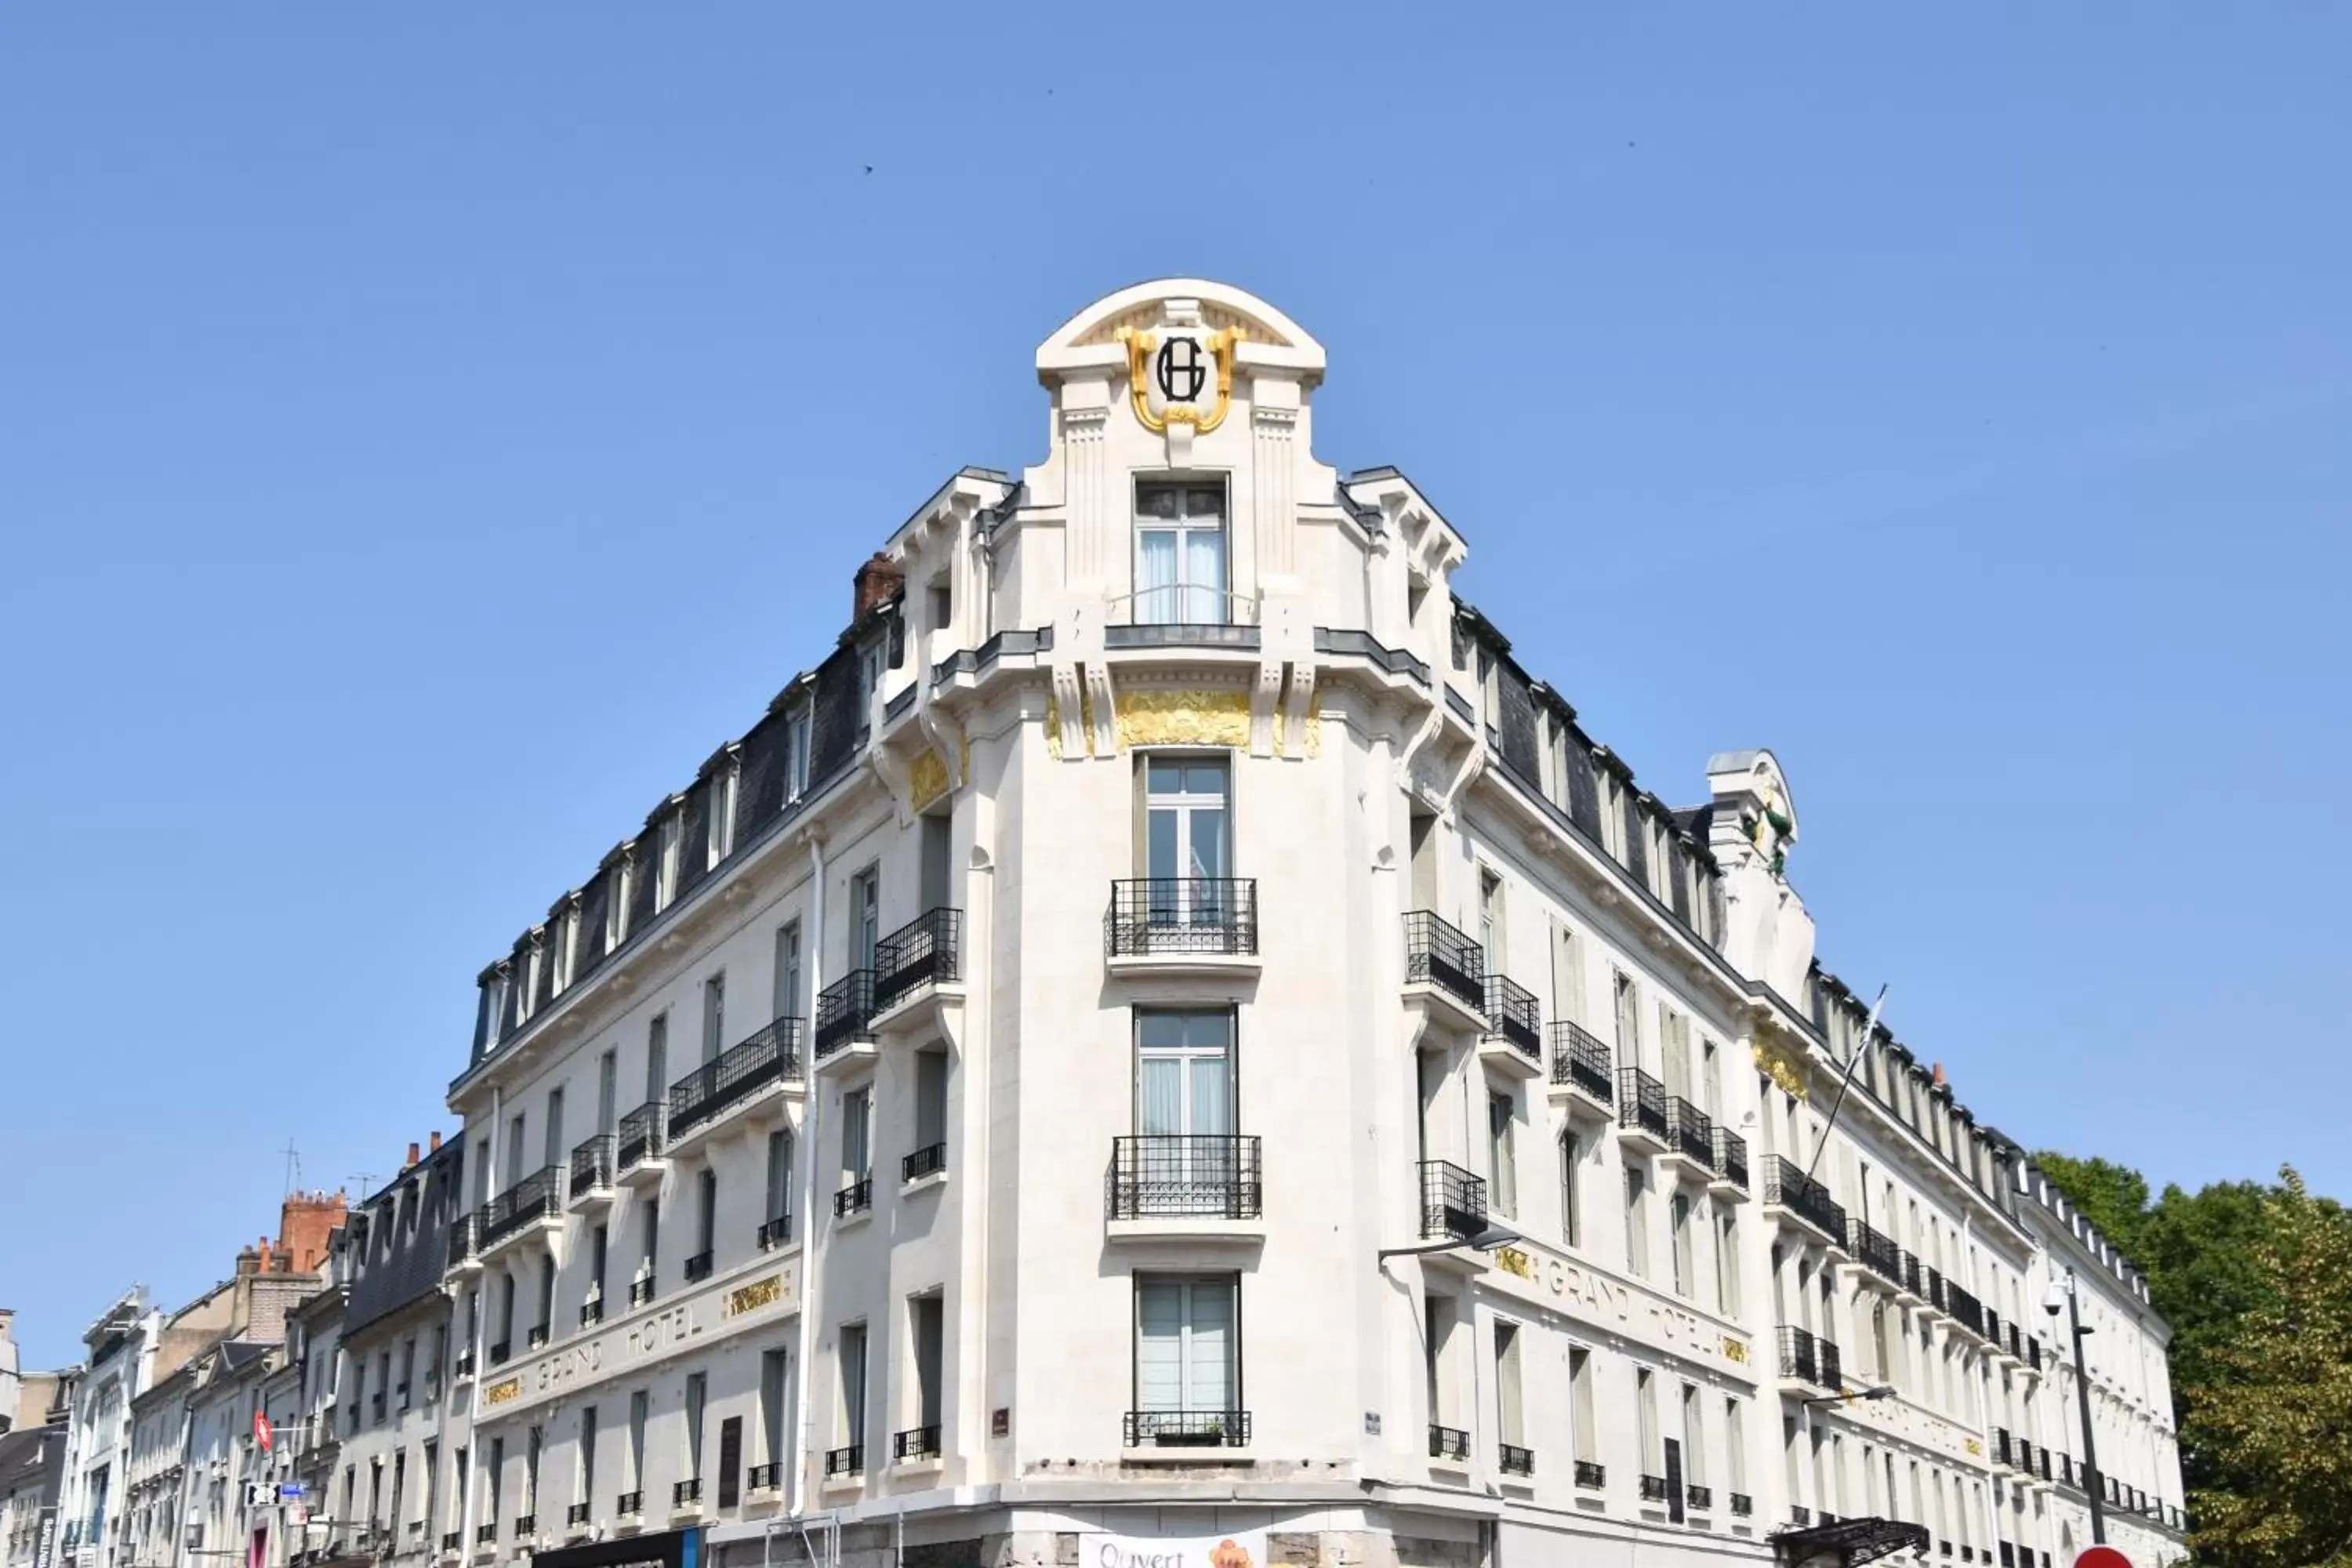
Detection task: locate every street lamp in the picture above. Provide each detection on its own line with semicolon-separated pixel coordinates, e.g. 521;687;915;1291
2045;1272;2106;1544
1378;1221;1526;1262
1804;1383;1896;1408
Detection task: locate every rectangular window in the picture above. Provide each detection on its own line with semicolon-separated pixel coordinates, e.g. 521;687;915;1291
684;1374;706;1479
760;1350;791;1468
590;1225;608;1309
1682;1383;1707;1487
399;1339;415;1410
784;711;811;803
422;1441;438;1537
657;811;683;910
911;1294;945;1430
842;1087;873;1185
914;1049;949;1153
1624;1166;1650;1278
1135;1011;1233;1136
577;1407;597;1508
708;768;736;867
447;1450;464;1530
1560;1131;1582;1247
1613;971;1640;1062
764;1131;793;1230
1134;482;1229;626
543;1088;564;1171
1135;1276;1237;1417
1716;1210;1740;1316
1570;1346;1597;1463
1636;1368;1660;1474
702;975;725;1063
524;1426;541;1517
1478;868;1505;975
838;1325;869;1446
1726;1399;1748;1495
626;1392;648;1490
851;867;881;972
644;1015;667;1107
1670;1191;1694;1297
597;1050;617;1134
1142;757;1232;898
485;1438;503;1523
1494;1322;1524;1447
773;923;803;1022
1487;1090;1517;1218
640;1200;659;1285
696;1168;717;1258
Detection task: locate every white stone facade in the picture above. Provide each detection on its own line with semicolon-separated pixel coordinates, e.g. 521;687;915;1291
396;281;2186;1568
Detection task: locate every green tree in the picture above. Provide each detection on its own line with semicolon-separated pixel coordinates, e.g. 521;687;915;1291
2182;1168;2352;1568
2033;1150;2154;1258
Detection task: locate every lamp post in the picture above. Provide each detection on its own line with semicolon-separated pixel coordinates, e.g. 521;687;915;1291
2045;1271;2105;1544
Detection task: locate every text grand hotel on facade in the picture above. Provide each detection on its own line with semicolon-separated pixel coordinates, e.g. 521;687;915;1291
354;281;2185;1568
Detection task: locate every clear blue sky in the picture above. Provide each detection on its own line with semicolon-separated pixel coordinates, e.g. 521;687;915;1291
4;6;2346;1372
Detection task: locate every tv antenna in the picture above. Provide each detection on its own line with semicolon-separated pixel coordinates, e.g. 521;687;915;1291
280;1140;302;1196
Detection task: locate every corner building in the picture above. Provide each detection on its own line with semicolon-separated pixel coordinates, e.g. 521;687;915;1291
432;282;2187;1568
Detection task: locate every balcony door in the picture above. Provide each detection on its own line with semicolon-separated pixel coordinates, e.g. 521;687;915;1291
1134;1276;1236;1422
1134;483;1228;626
1138;1011;1232;1196
1144;758;1230;930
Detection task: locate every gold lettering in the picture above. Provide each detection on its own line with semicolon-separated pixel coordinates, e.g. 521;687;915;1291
725;1275;786;1319
483;1378;522;1408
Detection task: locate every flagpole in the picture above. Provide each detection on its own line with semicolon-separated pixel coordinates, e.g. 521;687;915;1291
1802;983;1886;1190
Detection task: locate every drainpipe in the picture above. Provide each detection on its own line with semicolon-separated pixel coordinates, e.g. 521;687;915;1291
454;1084;498;1568
788;837;826;1521
1963;1212;2002;1559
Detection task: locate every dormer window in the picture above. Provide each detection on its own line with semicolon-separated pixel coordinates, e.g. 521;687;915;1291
607;858;633;949
706;765;738;869
784;709;812;803
657;810;684;910
1134;482;1229;626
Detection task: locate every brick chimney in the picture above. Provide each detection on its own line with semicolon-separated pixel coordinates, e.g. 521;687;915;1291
851;552;904;623
1931;1062;1947;1088
430;1131;442;1152
278;1191;348;1274
405;1142;420;1172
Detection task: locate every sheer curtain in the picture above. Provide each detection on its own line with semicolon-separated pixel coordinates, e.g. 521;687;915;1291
1136;530;1178;623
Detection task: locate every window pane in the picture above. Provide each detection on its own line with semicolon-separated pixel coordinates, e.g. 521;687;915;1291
1185;1281;1233;1409
1185;488;1225;518
1148;810;1179;881
1136;1284;1184;1410
1138;1058;1181;1136
1188;1058;1230;1134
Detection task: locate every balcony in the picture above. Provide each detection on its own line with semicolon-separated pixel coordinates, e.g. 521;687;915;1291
1777;1324;1842;1392
514;1515;535;1541
1124;1410;1250;1449
441;1534;462;1555
1479;972;1544;1076
1710;1127;1751;1199
615;1101;668;1190
445;1215;481;1276
833;1176;874;1221
892;1425;942;1465
1848;1219;1904;1288
1896;1249;1925;1302
564;1504;590;1533
1994;1428;2013;1468
475;1525;496;1548
489;1339;511;1366
478;1164;564;1255
580;1294;604;1329
1640;1475;1671;1504
812;970;878;1069
902;1141;948;1187
629;1274;656;1308
1615;1066;1670;1154
1575;1460;1605;1490
822;1445;864;1479
527;1324;550;1350
1730;1493;1754;1518
1417;1158;1489;1245
666;1018;802;1159
683;1251;713;1283
1499;1443;1534;1478
1663;1097;1717;1175
452;1347;475;1381
871;907;963;1029
747;1461;784;1496
1428;1425;1471;1463
614;1490;643;1523
1105;878;1260;973
1686;1483;1713;1512
1762;1156;1847;1247
671;1479;702;1514
1944;1282;1987;1340
568;1134;615;1214
1548;1022;1613;1117
1107;1135;1264;1240
757;1213;793;1250
1402;911;1486;1026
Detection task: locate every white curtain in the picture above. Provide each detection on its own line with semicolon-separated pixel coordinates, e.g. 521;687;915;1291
1183;528;1225;623
1136;531;1178;622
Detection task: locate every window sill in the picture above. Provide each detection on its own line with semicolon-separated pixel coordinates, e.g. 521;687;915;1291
891;1456;945;1482
833;1204;874;1232
1120;1446;1258;1466
901;1170;948;1198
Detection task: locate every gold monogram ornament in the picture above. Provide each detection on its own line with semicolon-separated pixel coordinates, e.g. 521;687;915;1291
1115;325;1245;433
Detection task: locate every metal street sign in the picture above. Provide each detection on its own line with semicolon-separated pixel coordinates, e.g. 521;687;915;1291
277;1486;304;1501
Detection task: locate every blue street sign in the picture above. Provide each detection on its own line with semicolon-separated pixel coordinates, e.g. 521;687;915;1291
278;1485;304;1501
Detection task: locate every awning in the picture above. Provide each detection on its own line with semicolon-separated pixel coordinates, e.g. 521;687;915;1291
1771;1518;1931;1568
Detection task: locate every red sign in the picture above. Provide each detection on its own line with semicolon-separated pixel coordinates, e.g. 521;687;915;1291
2074;1548;2130;1568
253;1412;273;1453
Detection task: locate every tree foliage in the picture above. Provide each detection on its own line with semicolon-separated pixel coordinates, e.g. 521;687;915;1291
2032;1154;2352;1568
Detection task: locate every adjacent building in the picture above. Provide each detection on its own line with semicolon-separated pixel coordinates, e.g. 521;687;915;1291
0;1418;67;1568
412;280;2187;1568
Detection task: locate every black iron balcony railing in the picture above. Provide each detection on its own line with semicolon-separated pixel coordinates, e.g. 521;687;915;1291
569;1133;615;1196
902;1142;947;1183
489;1338;512;1365
1779;1324;1841;1388
1926;1265;1947;1312
1687;1484;1713;1511
441;1533;461;1552
1944;1282;1986;1339
452;1347;474;1379
1899;1250;1923;1295
1790;1507;1813;1527
668;1018;803;1142
1763;1156;1848;1239
564;1504;589;1529
822;1445;863;1478
630;1275;655;1307
2038;1447;2052;1482
1105;878;1259;956
893;1425;942;1462
615;1490;642;1517
513;1515;535;1538
1550;1021;1613;1102
1985;1307;2003;1347
1665;1097;1716;1168
833;1176;874;1218
617;1101;667;1172
683;1251;713;1283
747;1462;782;1491
1108;1134;1263;1220
1123;1409;1250;1447
2056;1453;2075;1487
1617;1066;1669;1142
1418;1158;1488;1243
2016;1437;2037;1474
2004;1321;2025;1360
813;970;877;1058
1499;1443;1534;1477
1711;1127;1750;1189
873;908;960;1014
1998;1544;2014;1568
672;1479;701;1507
1849;1219;1904;1286
580;1295;604;1327
527;1324;550;1349
2027;1335;2043;1372
1403;911;1485;1012
446;1215;478;1269
1575;1460;1606;1489
1639;1475;1671;1503
1428;1425;1470;1461
476;1524;497;1546
1482;972;1542;1060
1730;1493;1754;1517
757;1213;793;1250
1994;1428;2014;1467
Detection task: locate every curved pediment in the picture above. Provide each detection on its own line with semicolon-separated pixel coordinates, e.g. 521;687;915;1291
1036;278;1323;368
